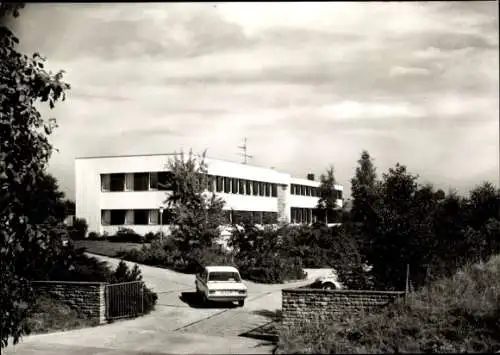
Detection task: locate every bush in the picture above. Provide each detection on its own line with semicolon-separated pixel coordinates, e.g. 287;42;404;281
108;228;144;243
70;218;88;240
277;254;500;354
45;247;158;315
87;231;101;240
230;224;307;283
143;231;161;243
110;261;157;315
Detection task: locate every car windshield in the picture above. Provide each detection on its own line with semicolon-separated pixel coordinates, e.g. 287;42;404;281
208;271;241;282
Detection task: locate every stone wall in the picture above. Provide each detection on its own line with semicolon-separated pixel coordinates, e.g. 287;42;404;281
31;281;106;325
282;288;405;328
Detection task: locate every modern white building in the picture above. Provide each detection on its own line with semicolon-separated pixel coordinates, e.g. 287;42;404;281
75;153;343;236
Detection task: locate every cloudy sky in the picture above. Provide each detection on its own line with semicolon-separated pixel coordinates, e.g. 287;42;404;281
11;2;499;199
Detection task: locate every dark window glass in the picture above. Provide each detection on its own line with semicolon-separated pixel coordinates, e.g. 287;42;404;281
253;181;259;196
158;172;174;191
337;190;343;200
216;176;224;192
262;211;278;224
245;180;252;195
238;179;245;194
311;187;316;197
110;209;126;225
134;173;149;191
231;178;238;194
301;185;306;196
134;210;149;225
252;211;262;224
271;184;277;197
265;183;270;197
149;172;158;189
109;173;125;192
223;177;231;193
262;184;267;196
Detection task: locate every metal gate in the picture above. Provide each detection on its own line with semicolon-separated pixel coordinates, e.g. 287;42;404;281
105;281;144;320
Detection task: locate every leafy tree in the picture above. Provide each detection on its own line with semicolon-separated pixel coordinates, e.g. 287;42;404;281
349;150;380;258
0;4;70;348
165;150;226;259
367;164;424;290
24;172;71;225
316;165;340;224
350;150;378;224
467;182;500;229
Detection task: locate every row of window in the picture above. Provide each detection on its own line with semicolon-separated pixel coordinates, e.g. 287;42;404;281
290;184;343;199
101;209;279;226
100;172;280;198
290;207;315;224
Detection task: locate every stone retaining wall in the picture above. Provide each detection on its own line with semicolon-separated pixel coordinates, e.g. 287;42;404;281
282;288;405;328
31;281;106;325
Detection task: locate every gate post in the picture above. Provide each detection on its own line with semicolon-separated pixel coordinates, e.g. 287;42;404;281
99;283;107;324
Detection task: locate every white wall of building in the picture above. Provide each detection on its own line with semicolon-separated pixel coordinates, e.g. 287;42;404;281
75;153;344;235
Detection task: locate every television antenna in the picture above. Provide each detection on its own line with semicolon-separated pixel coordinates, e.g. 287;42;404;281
238;137;253;164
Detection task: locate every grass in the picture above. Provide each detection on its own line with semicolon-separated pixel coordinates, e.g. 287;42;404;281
72;239;145;257
277;254;500;354
25;295;95;335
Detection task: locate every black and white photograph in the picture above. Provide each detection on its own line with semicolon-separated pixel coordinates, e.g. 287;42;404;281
1;2;499;354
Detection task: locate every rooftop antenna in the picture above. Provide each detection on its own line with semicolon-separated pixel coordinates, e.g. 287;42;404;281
238;137;253;164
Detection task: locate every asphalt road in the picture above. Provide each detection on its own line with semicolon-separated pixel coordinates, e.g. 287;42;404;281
5;254;316;355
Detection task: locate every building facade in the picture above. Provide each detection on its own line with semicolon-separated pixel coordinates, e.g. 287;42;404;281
75;154;343;236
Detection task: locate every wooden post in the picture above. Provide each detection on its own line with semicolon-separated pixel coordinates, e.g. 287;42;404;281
405;263;410;303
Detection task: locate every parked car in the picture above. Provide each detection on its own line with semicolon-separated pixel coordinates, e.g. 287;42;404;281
195;266;247;306
309;269;343;290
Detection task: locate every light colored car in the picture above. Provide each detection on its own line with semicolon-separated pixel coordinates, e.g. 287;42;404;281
307;269;343;290
195;266;247;307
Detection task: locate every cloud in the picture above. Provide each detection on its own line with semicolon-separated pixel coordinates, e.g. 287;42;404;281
9;2;498;199
390;66;430;77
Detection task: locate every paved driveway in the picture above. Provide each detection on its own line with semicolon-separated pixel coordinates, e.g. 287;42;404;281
5;254;315;355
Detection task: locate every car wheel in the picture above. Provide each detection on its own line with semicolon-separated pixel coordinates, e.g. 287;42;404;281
322;282;336;290
238;300;245;307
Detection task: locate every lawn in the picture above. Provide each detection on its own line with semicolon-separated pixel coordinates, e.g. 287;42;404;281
72;240;146;257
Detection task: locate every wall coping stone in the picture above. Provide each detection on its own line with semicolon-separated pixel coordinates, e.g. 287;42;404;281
31;280;106;286
283;288;405;296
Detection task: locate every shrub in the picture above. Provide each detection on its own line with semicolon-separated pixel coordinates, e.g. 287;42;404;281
110;261;157;315
70;218;88;240
86;231;101;240
109;228;144;243
230;224;307;283
143;231;161;243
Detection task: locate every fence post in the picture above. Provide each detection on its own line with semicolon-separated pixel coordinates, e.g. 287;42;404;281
141;282;144;315
405;263;410;303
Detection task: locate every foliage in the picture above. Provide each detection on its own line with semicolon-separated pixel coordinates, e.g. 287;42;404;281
109;227;145;243
24;172;72;225
44;245;157;314
86;231;101;240
280;224;374;289
165;150;227;255
229;223;306;283
348;150;500;292
25;295;95;335
70;218;88;240
0;4;71;348
316;165;340;224
277;254;500;354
